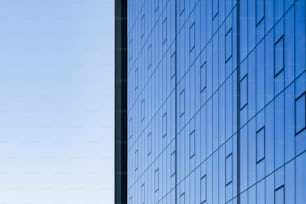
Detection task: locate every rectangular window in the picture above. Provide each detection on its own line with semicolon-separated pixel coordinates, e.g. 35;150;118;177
200;62;207;92
200;175;207;203
162;17;167;45
256;0;265;25
180;89;185;118
189;22;195;52
141;184;145;204
212;0;219;20
225;153;233;186
148;44;152;70
225;28;233;62
170;151;176;177
240;75;248;110
141;99;145;122
162;112;167;138
274;36;284;77
129;117;133;139
147;132;152;156
275;186;285;204
170;52;176;79
256;127;265;163
189;130;195;159
295;92;306;135
141;14;145;39
179;0;185;16
154;0;159;13
154;168;159;192
135;149;139;172
135;67;139;91
179;193;185;204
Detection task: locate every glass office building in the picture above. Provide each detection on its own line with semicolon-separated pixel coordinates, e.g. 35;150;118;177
126;0;306;203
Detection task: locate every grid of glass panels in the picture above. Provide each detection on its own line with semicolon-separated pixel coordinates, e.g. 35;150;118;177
127;0;306;204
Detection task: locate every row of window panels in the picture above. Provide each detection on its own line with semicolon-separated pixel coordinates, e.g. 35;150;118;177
128;77;305;180
129;97;305;188
128;152;306;204
128;0;171;36
128;0;237;33
177;0;237;33
128;119;237;186
127;0;237;76
128;147;238;204
130;1;301;79
240;0;305;64
128;111;236;190
128;0;236;58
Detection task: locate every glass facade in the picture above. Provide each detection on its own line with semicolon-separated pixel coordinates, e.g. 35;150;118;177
127;0;306;203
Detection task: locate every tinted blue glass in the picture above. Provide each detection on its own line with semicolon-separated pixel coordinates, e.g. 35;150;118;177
226;153;233;185
189;130;195;159
190;23;195;52
275;186;285;204
200;175;207;203
127;1;306;203
274;36;284;77
179;193;185;204
295;93;306;135
154;168;159;192
240;75;248;110
256;0;265;25
162;113;167;137
225;28;233;62
256;127;265;163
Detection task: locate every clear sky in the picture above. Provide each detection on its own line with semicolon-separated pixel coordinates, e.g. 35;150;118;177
0;0;114;203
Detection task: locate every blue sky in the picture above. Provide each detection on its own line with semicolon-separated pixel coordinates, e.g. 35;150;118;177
0;0;114;203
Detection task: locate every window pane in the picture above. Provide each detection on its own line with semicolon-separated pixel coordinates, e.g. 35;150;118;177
180;89;185;117
274;36;284;77
256;127;265;163
256;0;265;25
201;175;207;203
189;23;195;52
171;151;176;177
295;93;306;135
190;130;195;159
162;113;167;138
162;17;167;45
225;28;233;62
240;75;248;110
225;154;233;185
201;62;207;92
154;168;159;192
275;186;284;204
